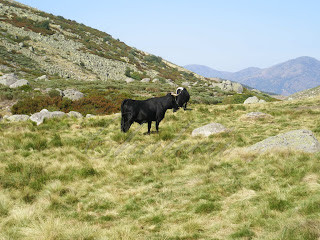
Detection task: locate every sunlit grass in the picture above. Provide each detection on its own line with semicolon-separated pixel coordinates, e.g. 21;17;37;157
0;97;320;239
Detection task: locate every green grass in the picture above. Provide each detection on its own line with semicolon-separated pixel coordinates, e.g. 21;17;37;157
0;97;320;239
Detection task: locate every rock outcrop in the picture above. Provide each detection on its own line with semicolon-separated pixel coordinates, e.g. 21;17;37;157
244;96;259;104
248;129;320;153
63;89;84;101
67;111;83;118
211;80;244;94
30;109;66;125
192;123;229;137
0;73;30;88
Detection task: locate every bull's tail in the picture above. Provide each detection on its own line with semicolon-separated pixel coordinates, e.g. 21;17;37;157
121;99;131;132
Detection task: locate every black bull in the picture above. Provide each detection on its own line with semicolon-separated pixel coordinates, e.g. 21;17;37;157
121;93;179;133
175;87;190;111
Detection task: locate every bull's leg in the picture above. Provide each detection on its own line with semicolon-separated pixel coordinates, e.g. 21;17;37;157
184;103;187;110
148;122;152;134
156;121;160;132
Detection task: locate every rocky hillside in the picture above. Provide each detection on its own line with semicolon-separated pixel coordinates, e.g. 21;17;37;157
0;0;204;84
185;56;320;95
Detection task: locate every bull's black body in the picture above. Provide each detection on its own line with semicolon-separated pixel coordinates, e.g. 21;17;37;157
176;87;190;111
121;93;178;133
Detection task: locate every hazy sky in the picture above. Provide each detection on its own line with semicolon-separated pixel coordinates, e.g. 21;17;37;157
16;0;320;71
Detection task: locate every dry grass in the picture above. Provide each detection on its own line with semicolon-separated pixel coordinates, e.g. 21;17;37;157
1;97;320;239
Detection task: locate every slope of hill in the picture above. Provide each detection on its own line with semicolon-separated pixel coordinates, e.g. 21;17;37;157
0;0;203;83
1;96;320;239
185;57;320;95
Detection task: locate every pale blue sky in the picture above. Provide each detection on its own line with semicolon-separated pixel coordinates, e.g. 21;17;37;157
16;0;320;71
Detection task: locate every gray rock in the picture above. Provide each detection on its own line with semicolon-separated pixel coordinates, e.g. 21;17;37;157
6;114;30;122
141;78;150;83
152;78;159;83
19;42;24;47
86;114;95;118
232;82;244;94
35;75;48;81
240;112;272;120
63;89;84;101
244;96;259;104
125;78;135;83
67;111;83;118
248;129;320;153
252;89;261;93
259;99;266;103
9;79;29;88
192;123;229;137
0;73;19;86
30;109;66;125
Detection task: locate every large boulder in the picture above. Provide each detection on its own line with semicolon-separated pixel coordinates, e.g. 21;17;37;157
6;114;30;122
63;89;84;101
30;109;66;125
9;79;29;88
248;129;320;153
244;96;259;104
0;73;19;86
232;82;244;94
192;123;229;137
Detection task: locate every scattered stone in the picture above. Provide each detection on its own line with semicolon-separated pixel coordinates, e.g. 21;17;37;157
6;114;30;122
192;123;229;137
152;78;159;83
63;89;84;101
29;46;34;52
67;111;83;118
252;89;261;93
34;88;41;91
35;75;48;81
0;73;19;86
259;99;266;103
30;109;66;125
9;79;29;88
86;114;95;118
193;81;198;86
125;78;135;83
141;78;150;83
240;112;272;121
244;96;259;104
19;42;24;47
248;129;320;153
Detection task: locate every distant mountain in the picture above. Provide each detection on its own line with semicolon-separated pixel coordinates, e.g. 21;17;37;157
184;57;320;95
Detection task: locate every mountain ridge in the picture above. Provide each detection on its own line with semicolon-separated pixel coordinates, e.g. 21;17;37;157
184;56;320;95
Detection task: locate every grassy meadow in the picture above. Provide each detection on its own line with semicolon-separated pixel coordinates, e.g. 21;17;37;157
0;96;320;239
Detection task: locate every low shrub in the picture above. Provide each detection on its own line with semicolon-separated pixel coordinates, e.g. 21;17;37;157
11;90;130;115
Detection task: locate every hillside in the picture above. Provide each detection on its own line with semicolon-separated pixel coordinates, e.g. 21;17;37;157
1;96;320;239
185;56;320;95
0;0;203;83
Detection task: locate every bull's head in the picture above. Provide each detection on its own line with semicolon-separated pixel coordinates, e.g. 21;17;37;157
169;93;179;112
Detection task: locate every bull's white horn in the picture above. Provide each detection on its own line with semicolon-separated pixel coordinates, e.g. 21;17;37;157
171;92;178;96
176;87;184;94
